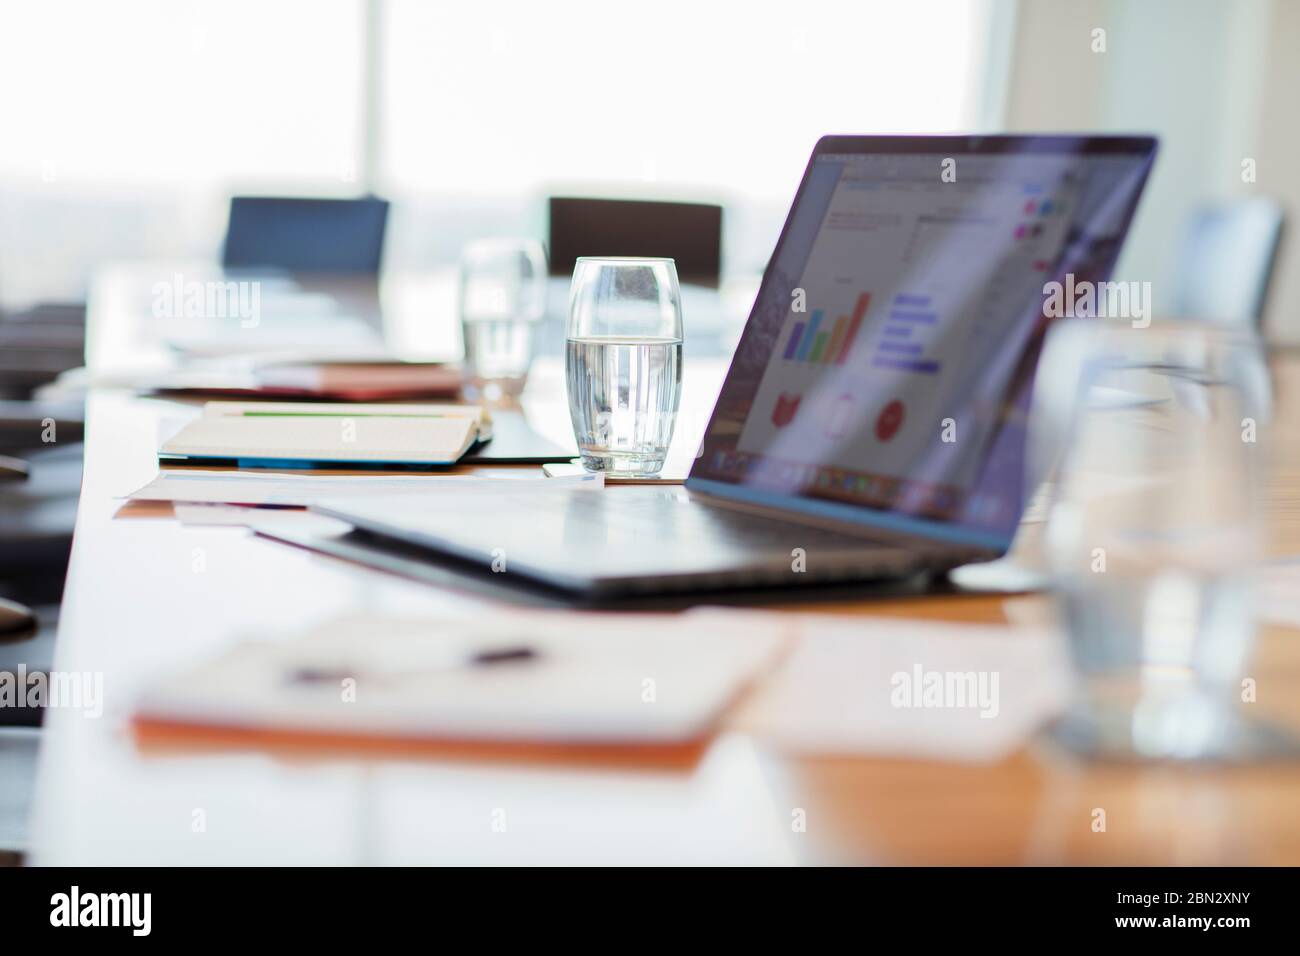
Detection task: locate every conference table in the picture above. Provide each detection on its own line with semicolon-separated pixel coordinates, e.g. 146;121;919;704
28;264;1300;865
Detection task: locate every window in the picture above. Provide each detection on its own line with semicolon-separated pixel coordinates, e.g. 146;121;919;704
0;0;363;302
382;0;997;200
0;0;1001;302
380;0;1000;270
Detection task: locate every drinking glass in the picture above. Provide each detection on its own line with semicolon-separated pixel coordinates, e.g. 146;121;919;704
458;238;547;399
566;257;683;476
1037;319;1273;760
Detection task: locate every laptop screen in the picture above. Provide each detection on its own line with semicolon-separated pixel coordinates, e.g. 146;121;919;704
689;136;1156;551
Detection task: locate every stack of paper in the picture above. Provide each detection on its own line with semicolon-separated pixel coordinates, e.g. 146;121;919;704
159;401;490;468
251;360;463;400
134;611;788;746
132;605;1068;760
146;360;463;401
124;469;602;508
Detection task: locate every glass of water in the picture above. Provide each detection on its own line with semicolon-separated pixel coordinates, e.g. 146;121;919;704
458;238;548;400
1038;319;1272;760
566;257;683;476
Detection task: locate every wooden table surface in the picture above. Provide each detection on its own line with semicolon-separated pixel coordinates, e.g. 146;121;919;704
29;268;1300;865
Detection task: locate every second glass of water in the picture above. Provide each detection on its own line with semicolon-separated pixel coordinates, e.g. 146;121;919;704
566;257;683;476
459;238;547;400
1038;320;1272;760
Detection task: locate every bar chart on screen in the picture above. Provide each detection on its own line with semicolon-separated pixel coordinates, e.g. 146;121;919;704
779;292;871;366
776;288;944;378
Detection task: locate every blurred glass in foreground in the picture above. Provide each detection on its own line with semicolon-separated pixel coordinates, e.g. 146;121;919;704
458;238;547;400
1038;320;1274;760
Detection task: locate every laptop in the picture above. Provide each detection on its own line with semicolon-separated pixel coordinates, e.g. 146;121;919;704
310;135;1157;598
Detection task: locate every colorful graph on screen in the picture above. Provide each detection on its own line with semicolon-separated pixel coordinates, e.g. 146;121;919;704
780;292;870;365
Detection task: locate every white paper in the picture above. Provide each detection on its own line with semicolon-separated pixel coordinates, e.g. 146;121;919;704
1254;559;1300;628
173;503;268;526
124;469;603;507
136;610;787;744
723;611;1069;762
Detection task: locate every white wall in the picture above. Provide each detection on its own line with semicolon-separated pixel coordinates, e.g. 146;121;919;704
1001;0;1298;337
1255;0;1300;341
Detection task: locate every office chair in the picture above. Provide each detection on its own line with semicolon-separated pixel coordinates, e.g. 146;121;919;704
0;303;86;399
0;302;86;623
0;299;88;863
0;430;82;865
222;195;390;274
1169;198;1284;329
547;197;723;286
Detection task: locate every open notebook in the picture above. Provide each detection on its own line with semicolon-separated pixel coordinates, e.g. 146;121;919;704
159;401;490;468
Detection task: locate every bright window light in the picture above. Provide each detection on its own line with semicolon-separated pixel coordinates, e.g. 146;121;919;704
382;0;995;201
0;0;364;187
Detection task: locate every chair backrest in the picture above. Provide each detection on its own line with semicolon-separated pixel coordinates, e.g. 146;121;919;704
222;196;390;274
1170;198;1284;328
547;197;723;285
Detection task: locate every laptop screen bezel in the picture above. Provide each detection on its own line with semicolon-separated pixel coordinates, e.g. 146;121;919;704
684;133;1158;555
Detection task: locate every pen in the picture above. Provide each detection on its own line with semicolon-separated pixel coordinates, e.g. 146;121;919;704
287;645;539;686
